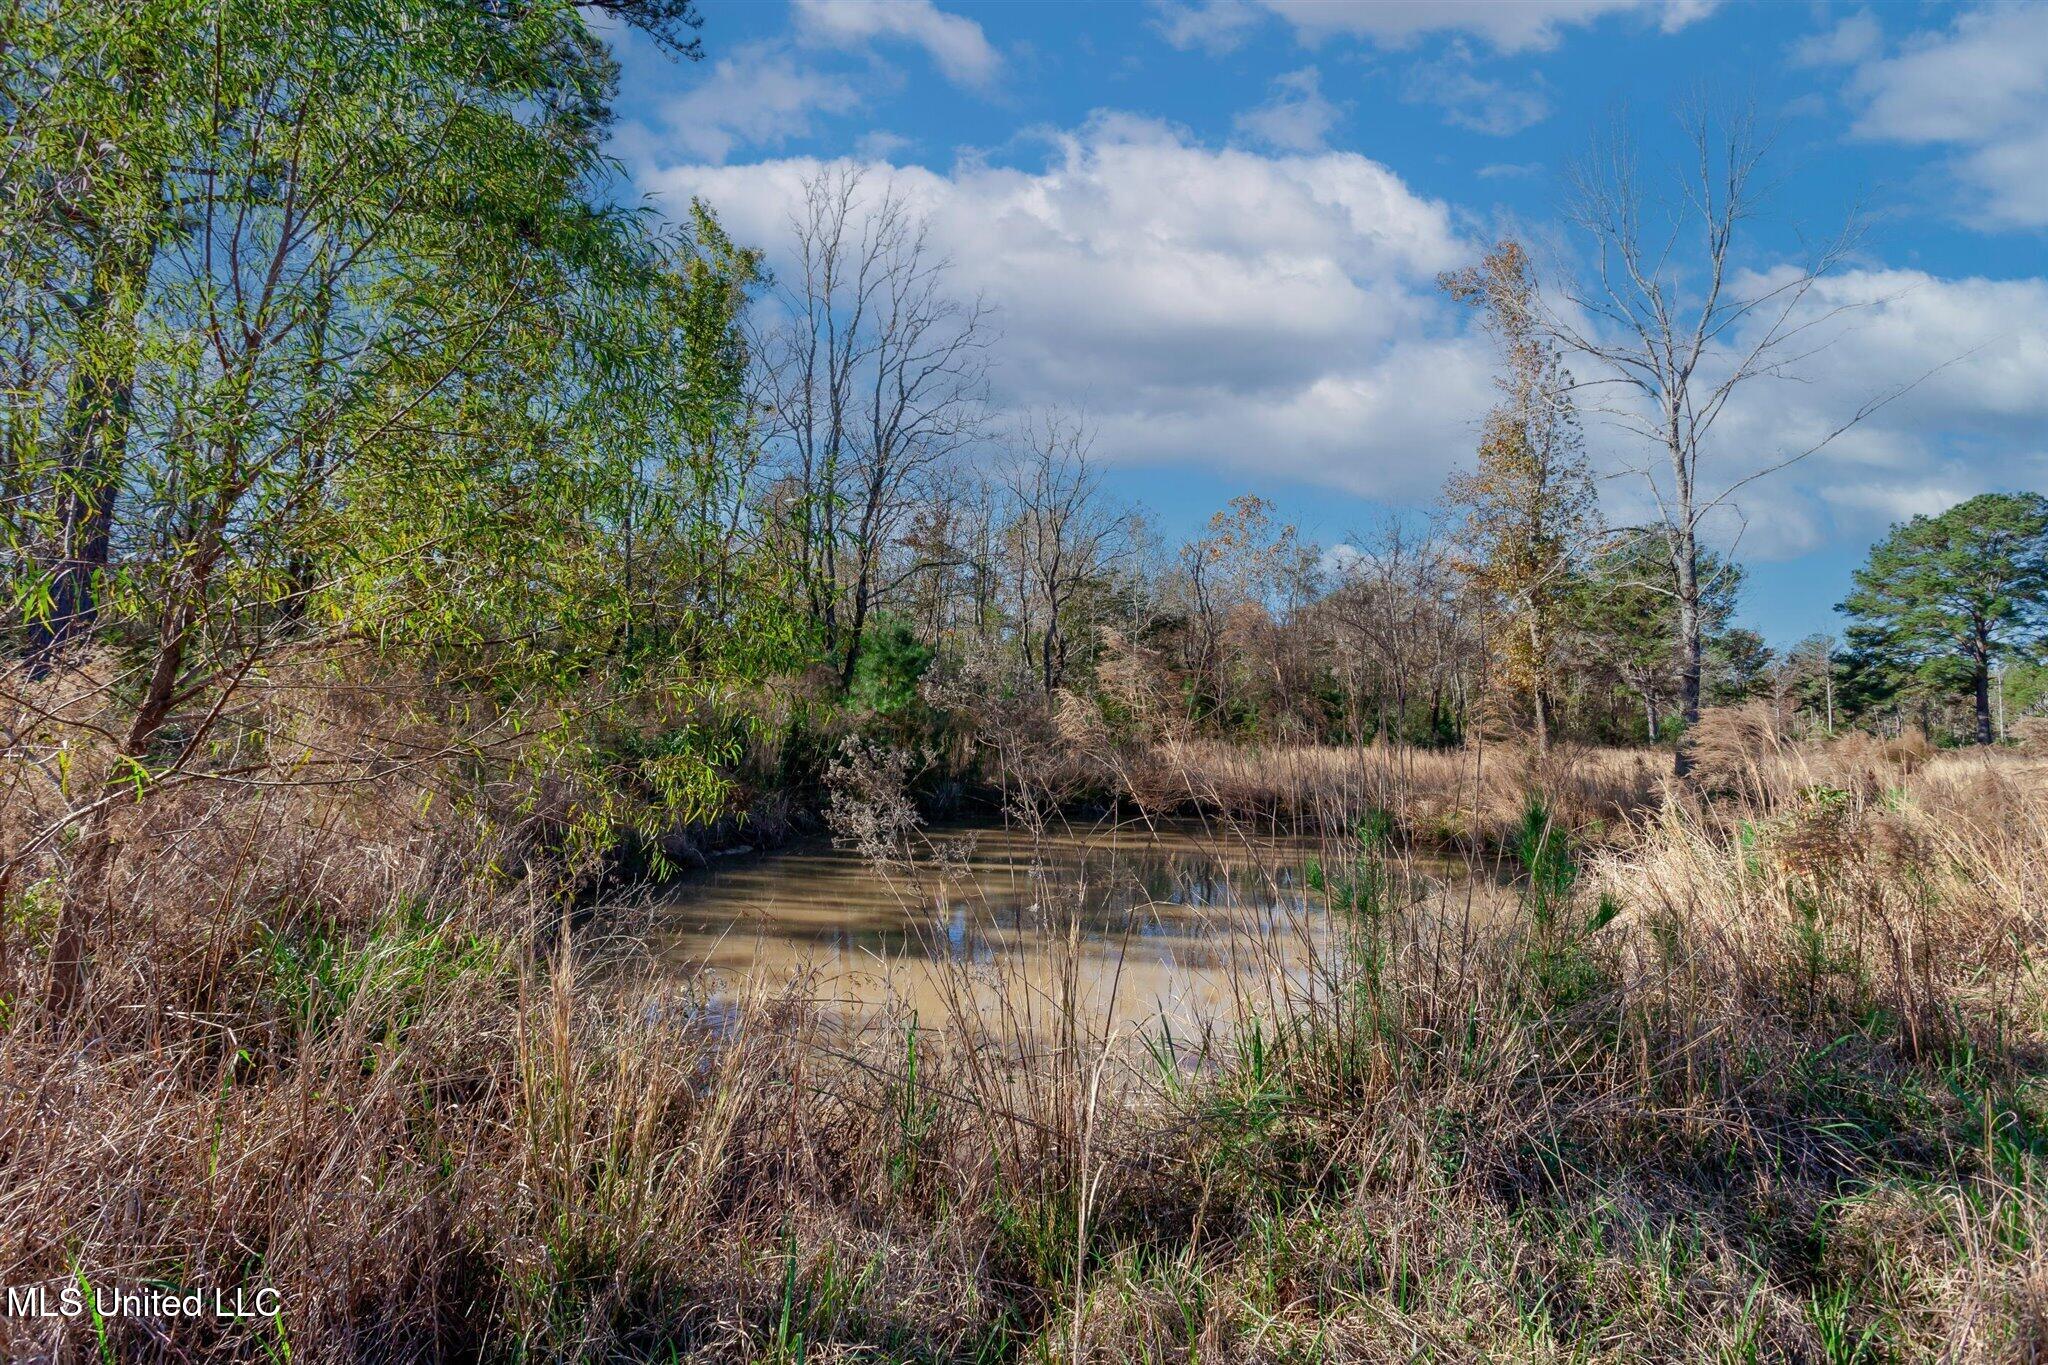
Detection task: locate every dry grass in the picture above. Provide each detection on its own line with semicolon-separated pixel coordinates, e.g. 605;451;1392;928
1126;737;1663;846
4;713;2048;1360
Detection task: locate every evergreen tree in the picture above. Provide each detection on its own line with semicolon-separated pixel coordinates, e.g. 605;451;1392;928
1839;493;2048;745
1565;534;1740;743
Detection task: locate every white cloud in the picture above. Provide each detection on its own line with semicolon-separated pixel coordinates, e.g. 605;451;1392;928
643;119;2048;555
1958;126;2048;229
1153;0;1710;142
1824;4;2048;229
1789;10;1882;69
1842;5;2046;143
647;115;1489;500
1155;0;1714;55
793;0;1001;90
1825;481;1976;523
855;129;915;160
654;45;860;163
1585;268;2048;552
1151;0;1263;54
1402;52;1550;135
1259;0;1714;53
1234;67;1346;151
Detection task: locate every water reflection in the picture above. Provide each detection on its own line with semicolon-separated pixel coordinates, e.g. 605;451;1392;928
650;819;1498;1034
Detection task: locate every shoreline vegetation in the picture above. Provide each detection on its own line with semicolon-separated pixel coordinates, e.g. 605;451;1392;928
5;707;2047;1360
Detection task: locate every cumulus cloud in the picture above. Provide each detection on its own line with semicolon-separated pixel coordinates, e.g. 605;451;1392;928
652;45;860;163
642;118;2048;555
1234;67;1346;151
646;115;1490;500
1789;10;1882;69
1813;4;2048;229
1150;0;1263;54
1160;0;1715;54
792;0;1001;90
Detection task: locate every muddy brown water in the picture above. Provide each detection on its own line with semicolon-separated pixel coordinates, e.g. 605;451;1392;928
650;819;1512;1037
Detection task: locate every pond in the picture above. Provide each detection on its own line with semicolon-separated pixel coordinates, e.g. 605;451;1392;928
649;817;1513;1038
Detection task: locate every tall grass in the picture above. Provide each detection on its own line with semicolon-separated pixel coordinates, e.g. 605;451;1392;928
3;719;2046;1360
1126;737;1662;849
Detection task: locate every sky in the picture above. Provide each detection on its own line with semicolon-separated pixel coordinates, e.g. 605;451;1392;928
602;0;2048;646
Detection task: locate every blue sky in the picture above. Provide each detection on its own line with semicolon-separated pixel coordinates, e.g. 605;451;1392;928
605;1;2048;646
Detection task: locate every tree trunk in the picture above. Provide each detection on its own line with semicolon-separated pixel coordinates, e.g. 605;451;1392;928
1673;538;1701;776
44;811;115;1014
838;542;874;688
1974;658;1994;745
1664;386;1702;777
26;230;156;667
839;597;866;688
46;534;212;1012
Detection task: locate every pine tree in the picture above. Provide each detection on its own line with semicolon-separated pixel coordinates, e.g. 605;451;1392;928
1840;493;2048;745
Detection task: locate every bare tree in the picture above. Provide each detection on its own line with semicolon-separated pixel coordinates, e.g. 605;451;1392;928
1320;517;1475;745
1165;495;1309;730
997;412;1132;697
901;462;997;649
759;168;991;685
1549;101;1905;772
1787;631;1837;735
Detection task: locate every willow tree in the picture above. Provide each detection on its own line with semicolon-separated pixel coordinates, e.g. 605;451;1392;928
1442;241;1598;752
0;0;789;1011
1;3;193;663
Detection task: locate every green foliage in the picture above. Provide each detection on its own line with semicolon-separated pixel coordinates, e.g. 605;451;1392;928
2003;658;2048;720
1513;796;1577;925
887;1018;939;1192
1565;533;1746;742
1706;627;1776;705
255;900;500;1042
847;615;933;719
1841;492;2048;740
1305;813;1399;918
1510;796;1621;1009
3;1;803;896
1842;493;2048;662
